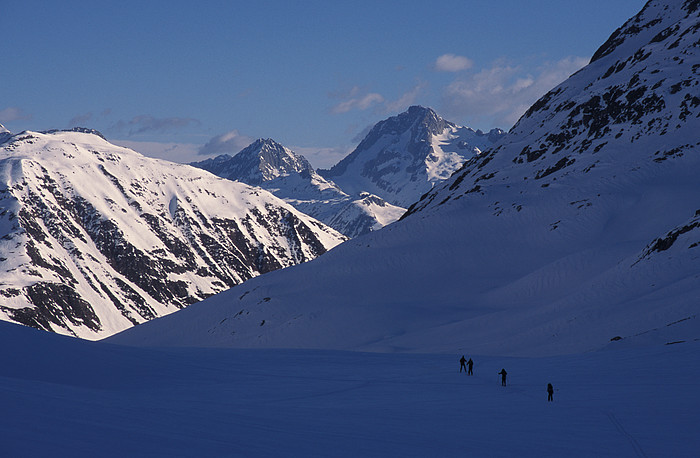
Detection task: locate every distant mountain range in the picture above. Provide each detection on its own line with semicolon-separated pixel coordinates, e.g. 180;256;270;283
192;107;505;237
0;128;345;338
112;0;700;356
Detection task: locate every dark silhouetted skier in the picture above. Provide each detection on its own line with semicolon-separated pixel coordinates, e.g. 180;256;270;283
498;369;507;386
460;355;467;372
547;383;554;401
467;358;474;375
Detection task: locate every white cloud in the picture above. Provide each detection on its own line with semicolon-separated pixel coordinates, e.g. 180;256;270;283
330;82;428;116
0;106;32;123
331;88;385;114
384;82;427;113
198;130;255;156
434;54;473;72
441;56;588;129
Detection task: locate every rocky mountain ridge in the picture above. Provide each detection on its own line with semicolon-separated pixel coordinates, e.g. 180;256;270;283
192;138;405;238
0;129;345;338
321;105;506;207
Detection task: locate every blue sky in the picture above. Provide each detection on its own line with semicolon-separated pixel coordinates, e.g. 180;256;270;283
1;0;647;167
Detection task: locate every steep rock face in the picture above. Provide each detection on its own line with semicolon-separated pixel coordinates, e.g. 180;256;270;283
111;0;700;356
0;130;345;339
192;139;404;237
320;106;506;207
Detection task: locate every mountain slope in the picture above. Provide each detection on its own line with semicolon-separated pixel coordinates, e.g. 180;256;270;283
110;0;700;356
192;138;405;237
0;129;345;339
320;106;506;207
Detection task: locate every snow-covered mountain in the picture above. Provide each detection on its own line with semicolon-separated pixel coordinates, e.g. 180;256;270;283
110;0;700;356
326;192;407;239
0;129;345;339
191;138;405;238
191;138;320;186
320;106;506;207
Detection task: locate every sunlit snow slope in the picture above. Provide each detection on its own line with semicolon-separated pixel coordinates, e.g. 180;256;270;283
0;130;345;339
111;0;700;356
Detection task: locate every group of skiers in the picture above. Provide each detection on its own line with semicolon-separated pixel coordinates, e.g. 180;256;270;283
459;355;555;402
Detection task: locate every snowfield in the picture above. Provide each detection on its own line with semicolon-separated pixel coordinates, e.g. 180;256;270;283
1;320;698;457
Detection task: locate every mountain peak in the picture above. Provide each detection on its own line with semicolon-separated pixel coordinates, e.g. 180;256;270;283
320;106;505;206
590;0;699;64
192;138;314;186
0;124;10;144
248;137;285;152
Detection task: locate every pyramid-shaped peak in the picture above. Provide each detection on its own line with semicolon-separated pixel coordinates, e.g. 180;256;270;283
239;138;308;164
192;138;315;186
250;138;286;151
364;106;455;142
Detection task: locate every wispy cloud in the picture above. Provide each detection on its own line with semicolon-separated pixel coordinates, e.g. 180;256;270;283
111;139;202;164
0;106;32;123
112;115;201;136
441;56;588;128
68;112;94;127
384;82;427;113
198;130;255;156
434;54;473;72
330;87;385;114
330;83;427;116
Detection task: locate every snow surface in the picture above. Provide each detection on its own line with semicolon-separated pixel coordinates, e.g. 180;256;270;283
2;320;699;456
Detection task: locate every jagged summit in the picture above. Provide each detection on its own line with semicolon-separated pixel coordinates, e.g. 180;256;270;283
319;106;505;207
191;139;405;237
43;127;107;139
192;138;314;186
324;106;453;180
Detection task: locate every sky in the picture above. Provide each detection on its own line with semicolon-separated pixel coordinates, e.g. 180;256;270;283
1;0;647;168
